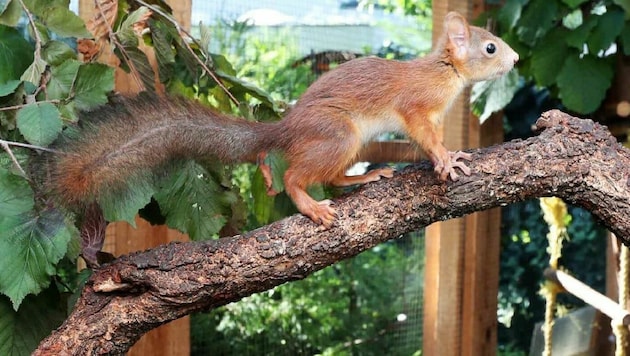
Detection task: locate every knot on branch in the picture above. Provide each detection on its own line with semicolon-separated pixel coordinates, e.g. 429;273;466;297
536;110;618;146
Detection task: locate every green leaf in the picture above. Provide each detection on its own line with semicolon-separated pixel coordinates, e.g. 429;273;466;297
98;178;154;226
0;287;65;355
265;151;287;193
114;46;156;93
39;6;91;38
154;161;232;240
562;0;589;8
516;0;559;46
621;22;630;56
72;63;114;110
471;69;520;123
0;0;9;12
215;70;277;110
16;102;62;146
557;55;614;114
0;79;20;96
0;26;34;83
565;13;598;49
117;6;151;46
250;151;289;225
0;208;74;310
122;6;150;29
0;167;33;217
251;169;274;225
497;0;526;29
19;57;47;85
530;29;570;86
210;53;237;76
42;40;76;66
0;150;29;173
21;0;68;15
587;8;625;54
57;100;79;123
612;0;630;17
269;191;300;222
0;0;22;26
48;59;80;100
149;19;175;83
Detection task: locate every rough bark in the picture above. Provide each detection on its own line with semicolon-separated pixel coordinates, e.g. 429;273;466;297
35;110;630;354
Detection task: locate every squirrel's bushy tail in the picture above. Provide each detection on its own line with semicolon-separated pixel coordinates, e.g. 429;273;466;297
47;96;284;208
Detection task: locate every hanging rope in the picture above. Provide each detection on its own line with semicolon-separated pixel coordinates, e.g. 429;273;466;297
615;244;630;356
539;197;569;356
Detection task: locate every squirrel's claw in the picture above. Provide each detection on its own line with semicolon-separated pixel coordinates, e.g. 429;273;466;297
433;150;472;181
313;199;337;228
447;150;472;180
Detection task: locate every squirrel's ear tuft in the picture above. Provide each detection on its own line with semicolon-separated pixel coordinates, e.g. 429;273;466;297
444;12;470;60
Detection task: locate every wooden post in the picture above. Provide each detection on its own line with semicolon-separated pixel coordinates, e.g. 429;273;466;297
423;1;502;355
78;1;192;355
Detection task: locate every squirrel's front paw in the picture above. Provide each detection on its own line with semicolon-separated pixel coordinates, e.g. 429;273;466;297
306;199;337;228
445;150;472;181
432;150;472;181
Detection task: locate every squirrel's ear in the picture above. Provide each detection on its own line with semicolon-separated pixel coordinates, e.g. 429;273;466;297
444;12;470;60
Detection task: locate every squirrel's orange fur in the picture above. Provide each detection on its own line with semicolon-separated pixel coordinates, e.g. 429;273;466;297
49;12;518;227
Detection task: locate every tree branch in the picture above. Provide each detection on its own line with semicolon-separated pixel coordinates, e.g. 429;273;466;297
35;110;630;354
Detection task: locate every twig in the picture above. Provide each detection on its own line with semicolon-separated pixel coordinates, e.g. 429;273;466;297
0;99;61;112
544;268;630;325
0;138;57;180
0;139;58;153
93;0;146;91
18;0;52;97
18;0;42;58
0;140;27;176
133;0;240;106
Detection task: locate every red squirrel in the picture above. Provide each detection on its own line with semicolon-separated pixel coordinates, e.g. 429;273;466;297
48;12;518;228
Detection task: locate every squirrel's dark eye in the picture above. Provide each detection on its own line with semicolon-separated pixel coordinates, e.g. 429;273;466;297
486;43;497;55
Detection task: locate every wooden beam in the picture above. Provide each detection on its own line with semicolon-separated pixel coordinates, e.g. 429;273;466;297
423;2;471;354
423;1;503;355
461;112;502;356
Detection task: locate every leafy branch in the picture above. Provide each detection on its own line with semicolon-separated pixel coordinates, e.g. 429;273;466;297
0;137;55;176
489;0;627;115
134;0;240;105
0;0;280;332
